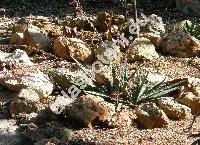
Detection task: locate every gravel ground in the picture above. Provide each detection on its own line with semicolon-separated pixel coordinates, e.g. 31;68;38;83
69;114;200;145
0;1;199;145
68;56;200;145
131;56;200;80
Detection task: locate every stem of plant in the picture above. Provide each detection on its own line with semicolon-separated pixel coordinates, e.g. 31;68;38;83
108;11;113;41
133;0;139;38
124;0;128;22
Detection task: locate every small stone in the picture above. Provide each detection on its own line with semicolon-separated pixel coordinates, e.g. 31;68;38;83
112;15;125;26
136;102;169;129
66;17;95;31
34;137;61;145
109;107;132;128
13;17;28;33
157;97;191;119
95;41;122;64
141;14;165;35
0;90;17;107
94;65;111;84
20;122;72;143
18;88;40;102
0;119;21;144
0;71;53;98
53;37;92;62
24;27;51;54
176;91;200;114
66;94;115;127
166;20;192;34
0;49;33;70
127;37;159;62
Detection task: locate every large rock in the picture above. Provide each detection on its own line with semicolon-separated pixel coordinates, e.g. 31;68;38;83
108;107;132;128
0;71;54;98
0;119;21;145
66;94;115;127
127;37;159;62
176;84;200;114
161;32;200;57
140;32;161;48
53;37;92;62
24;27;51;54
48;67;93;91
0;49;33;70
166;20;192;34
136;102;169;129
96;41;122;64
141;14;165;35
157;97;191;120
176;0;200;16
95;12;112;32
9;32;24;45
9;88;44;116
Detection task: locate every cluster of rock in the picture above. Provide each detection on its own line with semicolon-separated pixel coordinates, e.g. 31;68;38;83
8;12;200;66
0;10;200;144
0;50;199;131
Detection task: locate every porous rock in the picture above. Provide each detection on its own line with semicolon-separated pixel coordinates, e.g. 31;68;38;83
53;36;92;62
66;94;115;127
161;31;200;57
157;97;191;119
127;37;159;62
136;102;169;129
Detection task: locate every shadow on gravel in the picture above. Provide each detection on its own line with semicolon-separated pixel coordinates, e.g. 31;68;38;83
67;139;97;145
0;0;122;18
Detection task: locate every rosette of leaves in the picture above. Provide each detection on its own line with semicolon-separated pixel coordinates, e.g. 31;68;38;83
181;21;200;40
126;70;186;106
85;60;130;107
73;57;186;109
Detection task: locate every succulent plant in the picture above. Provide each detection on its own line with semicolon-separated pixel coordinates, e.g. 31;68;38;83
73;57;186;109
181;21;200;40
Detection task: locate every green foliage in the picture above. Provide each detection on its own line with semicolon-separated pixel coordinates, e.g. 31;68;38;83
118;20;132;33
126;71;186;105
73;57;186;108
85;60;130;106
181;21;200;39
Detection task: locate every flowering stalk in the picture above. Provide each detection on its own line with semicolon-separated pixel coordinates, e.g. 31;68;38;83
70;0;103;42
132;0;139;38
